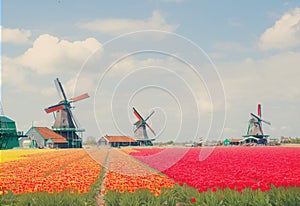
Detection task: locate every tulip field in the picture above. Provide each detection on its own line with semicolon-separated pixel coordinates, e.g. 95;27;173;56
1;147;300;205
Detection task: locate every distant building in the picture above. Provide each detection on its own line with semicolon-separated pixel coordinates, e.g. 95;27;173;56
224;138;245;146
26;126;68;148
224;137;267;146
97;135;137;147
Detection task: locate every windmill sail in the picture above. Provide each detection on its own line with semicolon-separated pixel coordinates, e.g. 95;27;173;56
69;93;89;102
54;78;67;101
258;104;261;117
146;123;156;136
45;104;65;114
133;107;143;120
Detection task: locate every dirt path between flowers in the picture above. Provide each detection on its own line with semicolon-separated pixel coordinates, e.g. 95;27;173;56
85;147;110;206
90;147;178;206
96;148;110;206
93;147;161;206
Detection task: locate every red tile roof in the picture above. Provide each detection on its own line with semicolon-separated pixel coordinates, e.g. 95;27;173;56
35;127;67;143
103;135;137;143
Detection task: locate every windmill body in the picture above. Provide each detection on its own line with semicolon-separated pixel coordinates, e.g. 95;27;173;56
132;107;156;146
134;121;148;140
53;101;75;129
44;78;89;148
247;118;263;136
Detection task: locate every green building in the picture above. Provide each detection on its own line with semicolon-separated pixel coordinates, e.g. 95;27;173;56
0;115;23;149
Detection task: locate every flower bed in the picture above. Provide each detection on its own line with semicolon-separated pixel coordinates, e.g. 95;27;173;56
130;147;300;192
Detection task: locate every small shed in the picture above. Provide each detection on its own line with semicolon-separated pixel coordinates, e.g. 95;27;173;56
97;135;137;147
19;136;35;148
26;126;68;148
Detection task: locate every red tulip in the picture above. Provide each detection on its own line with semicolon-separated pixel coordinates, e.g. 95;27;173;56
130;147;300;192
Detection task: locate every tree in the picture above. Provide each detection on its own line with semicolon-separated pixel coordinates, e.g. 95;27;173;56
166;140;174;145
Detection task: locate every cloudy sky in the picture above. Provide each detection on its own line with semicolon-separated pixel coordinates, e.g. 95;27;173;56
1;0;300;142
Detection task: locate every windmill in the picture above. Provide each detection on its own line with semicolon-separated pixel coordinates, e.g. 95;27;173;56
44;78;89;148
243;104;271;144
132;107;156;146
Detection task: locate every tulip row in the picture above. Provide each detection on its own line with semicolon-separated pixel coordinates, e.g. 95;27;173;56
0;149;102;195
130;147;300;193
103;148;175;196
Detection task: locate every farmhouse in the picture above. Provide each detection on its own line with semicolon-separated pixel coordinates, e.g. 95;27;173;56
26;126;68;148
97;135;137;147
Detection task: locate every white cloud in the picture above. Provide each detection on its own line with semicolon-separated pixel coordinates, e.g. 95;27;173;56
18;34;102;74
79;11;178;35
2;27;32;44
259;7;300;50
222;51;300;102
2;55;35;92
2;33;102;98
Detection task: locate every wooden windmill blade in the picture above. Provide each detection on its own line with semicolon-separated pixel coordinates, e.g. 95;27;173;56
44;104;65;114
145;111;156;135
261;119;271;125
133;107;144;120
146;123;156;136
69;93;89;103
144;111;155;121
250;113;260;121
54;78;68;101
54;79;64;100
258;104;261;117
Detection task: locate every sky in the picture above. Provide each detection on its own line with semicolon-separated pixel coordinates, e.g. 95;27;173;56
1;0;300;143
